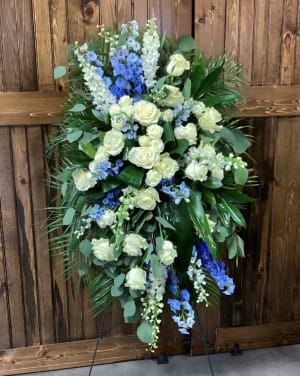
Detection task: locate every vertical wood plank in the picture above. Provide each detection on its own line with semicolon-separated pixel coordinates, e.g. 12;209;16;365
0;127;26;348
32;0;54;91
0;0;21;90
148;0;161;32
266;0;284;84
161;0;192;39
293;1;300;83
133;0;149;26
27;126;55;344
83;0;100;41
238;1;254;80
117;0;133;28
194;0;226;56
49;0;68;91
66;0;86;43
11;127;41;346
280;0;298;84
0;201;11;349
14;0;38;90
99;0;117;28
225;0;240;57
252;0;270;84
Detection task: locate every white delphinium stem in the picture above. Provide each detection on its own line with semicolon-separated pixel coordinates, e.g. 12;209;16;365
141;266;167;351
187;254;209;305
141;19;160;89
75;44;116;113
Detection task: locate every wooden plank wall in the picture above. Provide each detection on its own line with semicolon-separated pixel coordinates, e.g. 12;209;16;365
193;0;300;352
0;0;300;373
0;0;192;358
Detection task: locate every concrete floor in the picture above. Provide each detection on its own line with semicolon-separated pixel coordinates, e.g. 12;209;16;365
25;344;300;376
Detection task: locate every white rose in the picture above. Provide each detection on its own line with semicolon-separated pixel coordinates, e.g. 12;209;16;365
185;161;208;182
134;100;161;126
94;145;109;162
138;135;151;147
120;104;134;117
73;169;96;191
135;187;160;210
155;153;179;179
125;267;146;290
103;129;125;156
198;107;223;133
160;85;184;108
145;169;163;187
174;123;197;145
192;101;206;118
211;168;224;181
96;210;116;228
123;233;148;256
158;240;177;265
109;104;121;116
166;53;190;77
150;139;165;153
128;147;160;169
92;238;115;261
119;95;132;107
147;124;164;139
161;109;174;122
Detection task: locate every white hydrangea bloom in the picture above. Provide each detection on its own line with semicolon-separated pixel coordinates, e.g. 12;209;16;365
187;255;209;304
75;45;116;114
141;19;160;89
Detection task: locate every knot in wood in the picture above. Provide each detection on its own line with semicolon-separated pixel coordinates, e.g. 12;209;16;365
198;16;206;24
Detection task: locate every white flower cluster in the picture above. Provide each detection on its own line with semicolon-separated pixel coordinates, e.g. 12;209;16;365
75;44;116;113
187;255;209;304
141;19;160;88
141;266;167;351
185;142;229;182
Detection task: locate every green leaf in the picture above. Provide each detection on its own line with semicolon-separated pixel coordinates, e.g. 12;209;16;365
61;181;68;197
236;235;245;257
79;239;92;257
230;128;251;154
214;225;231;243
54;65;66;79
117;165;144;188
191;61;206;96
187;190;217;258
150;254;163;278
162;121;175;144
155;216;176;231
124;299;136;318
203;92;243;107
154;76;167;91
169;139;189;156
202;189;216;206
114;273;125;288
195;65;224;98
63;208;75;226
155;236;164;252
160;32;167;49
183;78;191;99
220;198;247;228
78;263;88;277
137;320;154;343
111;284;124;297
227;235;238;259
234;167;249;185
178;35;196;51
202;176;223;189
80;142;96;159
66;130;82;143
101;178;120;193
69;103;86;112
92;109;108;123
221;189;253;204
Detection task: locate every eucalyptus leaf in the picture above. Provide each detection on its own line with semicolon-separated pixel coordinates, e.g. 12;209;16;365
155;216;176;231
124;299;136;318
79;239;92;257
111;284;124;297
234;167;249;186
69;103;86;112
63;207;75;226
114;273;125;288
150;254;163;278
78;263;88;277
137;320;153;343
54;65;66;79
178;35;196;51
227;235;238;259
66;130;82;143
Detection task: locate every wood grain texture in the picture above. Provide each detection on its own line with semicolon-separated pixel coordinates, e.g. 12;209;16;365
225;0;240;57
161;0;192;39
216;320;300;351
100;0;117;28
194;0;226;56
133;0;148;26
32;0;54;91
238;1;254;80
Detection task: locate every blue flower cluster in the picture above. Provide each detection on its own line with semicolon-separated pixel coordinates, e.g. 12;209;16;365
92;160;123;181
86;50;112;88
158;180;190;205
167;270;195;334
173;101;192;127
194;241;235;295
110;48;145;100
122;122;139;140
89;188;121;222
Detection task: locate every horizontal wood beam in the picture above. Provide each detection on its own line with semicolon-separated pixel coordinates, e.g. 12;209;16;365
0;85;300;126
215;320;300;352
